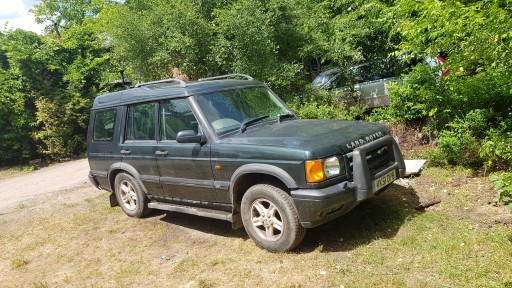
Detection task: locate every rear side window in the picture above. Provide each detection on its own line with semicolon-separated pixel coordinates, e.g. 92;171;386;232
93;110;116;142
126;103;156;141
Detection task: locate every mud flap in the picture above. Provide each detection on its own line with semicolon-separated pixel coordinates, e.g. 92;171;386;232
109;193;119;207
231;212;243;230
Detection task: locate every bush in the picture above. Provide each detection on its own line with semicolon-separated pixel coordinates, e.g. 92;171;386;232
490;172;512;209
386;64;444;124
429;110;499;168
436;134;480;167
480;118;512;207
33;97;87;160
480;116;512;172
289;86;365;120
0;72;36;165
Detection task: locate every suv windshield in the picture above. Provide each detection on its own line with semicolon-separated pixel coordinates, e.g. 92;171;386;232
195;87;290;135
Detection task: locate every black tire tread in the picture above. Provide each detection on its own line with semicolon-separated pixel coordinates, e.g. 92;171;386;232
241;184;306;252
114;172;152;218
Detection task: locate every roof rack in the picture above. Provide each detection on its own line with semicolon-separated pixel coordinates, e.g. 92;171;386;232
198;74;254;82
135;78;187;88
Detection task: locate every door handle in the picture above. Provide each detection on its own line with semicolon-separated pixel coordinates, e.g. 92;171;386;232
155;150;168;156
120;149;131;155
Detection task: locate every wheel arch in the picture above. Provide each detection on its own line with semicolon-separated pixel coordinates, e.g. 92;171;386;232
229;164;298;210
108;162;149;195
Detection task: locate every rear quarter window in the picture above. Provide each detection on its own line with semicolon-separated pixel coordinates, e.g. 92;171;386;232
93;110;116;142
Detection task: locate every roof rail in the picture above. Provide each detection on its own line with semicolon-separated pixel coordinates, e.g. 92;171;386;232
135;78;187;88
198;74;254;82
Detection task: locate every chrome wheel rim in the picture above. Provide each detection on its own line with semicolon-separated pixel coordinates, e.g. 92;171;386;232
250;198;284;241
119;180;137;211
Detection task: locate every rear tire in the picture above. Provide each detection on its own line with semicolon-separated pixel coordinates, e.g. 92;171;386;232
114;172;152;218
241;184;306;252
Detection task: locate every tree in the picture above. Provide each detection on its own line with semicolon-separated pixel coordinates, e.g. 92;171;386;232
99;0;309;98
210;0;305;98
98;0;217;81
0;30;39;164
31;0;106;39
1;0;116;161
382;0;512;170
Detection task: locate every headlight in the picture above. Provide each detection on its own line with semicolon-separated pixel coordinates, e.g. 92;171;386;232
324;156;341;177
305;156;343;183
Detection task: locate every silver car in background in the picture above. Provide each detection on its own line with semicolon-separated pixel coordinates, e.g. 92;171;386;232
313;56;446;109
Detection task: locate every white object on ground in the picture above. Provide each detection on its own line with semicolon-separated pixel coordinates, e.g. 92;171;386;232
404;159;427;177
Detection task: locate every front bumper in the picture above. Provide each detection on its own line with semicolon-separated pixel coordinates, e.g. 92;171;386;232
291;181;358;228
291;135;405;228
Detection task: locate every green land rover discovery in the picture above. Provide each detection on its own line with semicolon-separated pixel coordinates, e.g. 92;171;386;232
87;74;406;251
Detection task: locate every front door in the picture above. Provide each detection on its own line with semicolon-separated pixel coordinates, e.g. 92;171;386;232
156;98;217;202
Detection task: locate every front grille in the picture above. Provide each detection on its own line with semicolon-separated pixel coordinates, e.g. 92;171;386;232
366;144;393;173
344;141;394;180
344;153;354;180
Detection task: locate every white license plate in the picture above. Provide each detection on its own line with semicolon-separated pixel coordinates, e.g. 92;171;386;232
373;170;397;192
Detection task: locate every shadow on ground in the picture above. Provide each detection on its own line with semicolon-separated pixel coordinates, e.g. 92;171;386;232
151;182;421;252
298;183;421;253
155;210;249;240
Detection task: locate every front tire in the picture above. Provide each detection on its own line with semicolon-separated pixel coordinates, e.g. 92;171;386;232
241;184;306;252
114;172;152;218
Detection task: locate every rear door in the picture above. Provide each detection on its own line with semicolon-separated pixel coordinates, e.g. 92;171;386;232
88;108;122;188
120;102;164;196
156;98;217;202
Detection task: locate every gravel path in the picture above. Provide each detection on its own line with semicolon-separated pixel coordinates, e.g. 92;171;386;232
0;159;91;212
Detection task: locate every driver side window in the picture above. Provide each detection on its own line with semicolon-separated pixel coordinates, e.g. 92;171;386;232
160;98;198;141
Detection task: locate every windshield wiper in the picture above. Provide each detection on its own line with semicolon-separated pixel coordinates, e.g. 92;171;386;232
278;113;296;123
240;115;269;133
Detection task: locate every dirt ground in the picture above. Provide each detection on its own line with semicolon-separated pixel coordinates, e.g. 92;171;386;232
0;159;91;213
0;159;511;287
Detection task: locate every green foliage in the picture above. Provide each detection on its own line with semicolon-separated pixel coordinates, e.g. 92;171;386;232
480;118;512;171
425;109;506;169
32;0;105;34
385;64;444;124
328;0;396;64
435;120;482;168
394;0;512;77
99;0;216;80
1;1;113;162
0;31;39;164
0;69;35;164
490;172;512;209
486;132;512;205
211;0;305;98
33;97;86;159
392;0;512;124
98;0;307;99
387;0;512;179
289;87;366;120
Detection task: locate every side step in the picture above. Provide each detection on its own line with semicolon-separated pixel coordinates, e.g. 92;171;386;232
148;201;234;222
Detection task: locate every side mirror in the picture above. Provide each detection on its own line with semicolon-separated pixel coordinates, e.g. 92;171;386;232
176;130;206;144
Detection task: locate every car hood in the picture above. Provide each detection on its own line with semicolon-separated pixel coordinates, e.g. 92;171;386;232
220;119;389;158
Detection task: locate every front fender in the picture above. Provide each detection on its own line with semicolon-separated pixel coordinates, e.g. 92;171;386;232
229;163;298;230
229;163;298;195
